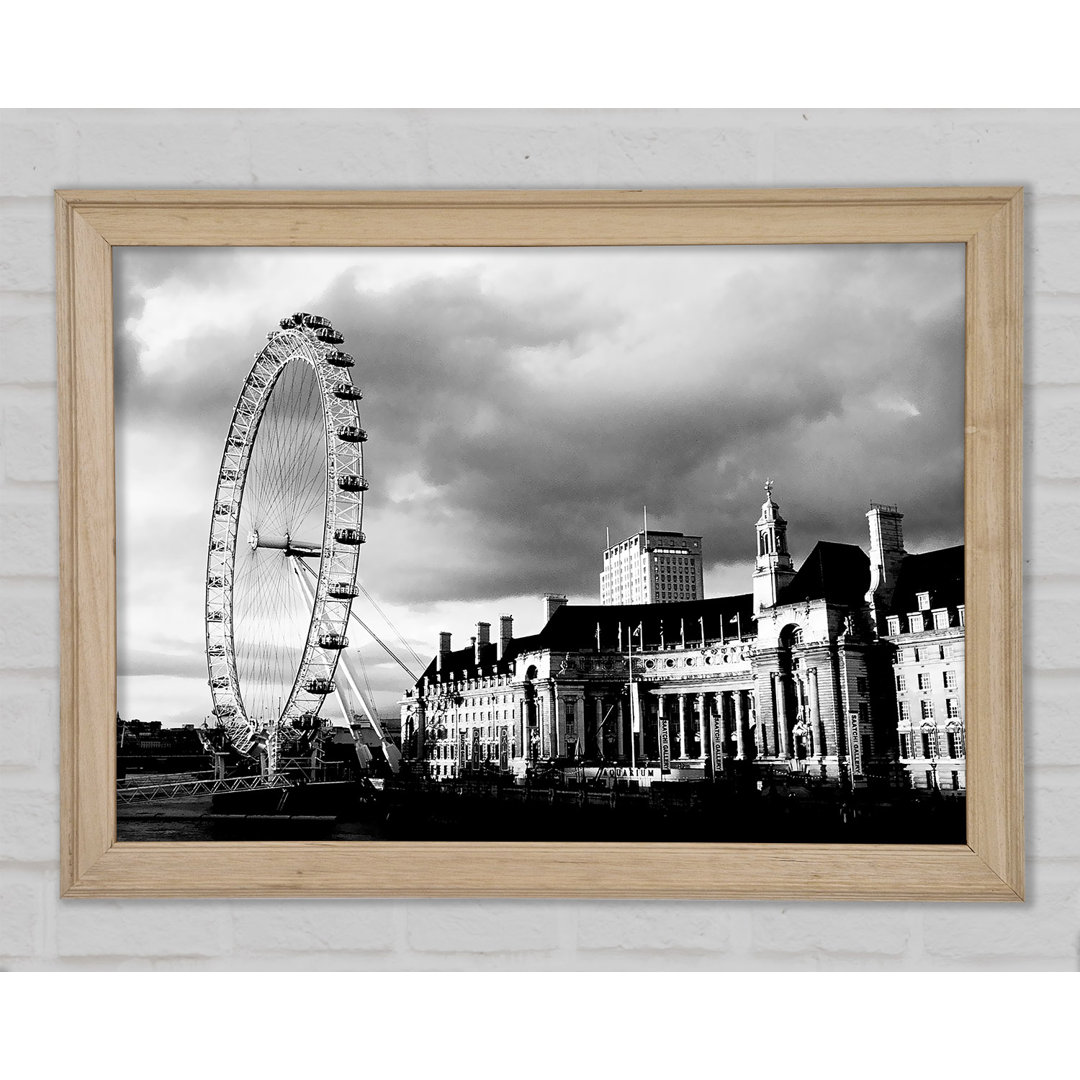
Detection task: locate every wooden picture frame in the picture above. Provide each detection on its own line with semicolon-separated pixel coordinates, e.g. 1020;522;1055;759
57;187;1023;899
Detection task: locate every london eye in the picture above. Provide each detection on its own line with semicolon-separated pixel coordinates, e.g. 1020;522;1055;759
204;313;377;775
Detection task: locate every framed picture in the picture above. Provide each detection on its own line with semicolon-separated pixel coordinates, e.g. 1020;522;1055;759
57;187;1023;899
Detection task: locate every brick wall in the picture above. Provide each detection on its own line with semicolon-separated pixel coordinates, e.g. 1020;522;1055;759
2;108;1077;970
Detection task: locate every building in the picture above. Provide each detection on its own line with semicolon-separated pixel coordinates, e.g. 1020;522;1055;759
882;540;966;792
400;488;964;792
600;528;704;605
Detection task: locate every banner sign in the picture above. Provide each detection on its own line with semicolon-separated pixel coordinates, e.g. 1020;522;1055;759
658;715;671;772
712;708;724;774
472;728;481;764
457;728;467;765
588;766;662;781
630;686;642;734
499;728;509;770
849;712;863;775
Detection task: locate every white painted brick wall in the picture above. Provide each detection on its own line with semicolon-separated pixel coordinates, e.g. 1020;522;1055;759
1;108;1078;970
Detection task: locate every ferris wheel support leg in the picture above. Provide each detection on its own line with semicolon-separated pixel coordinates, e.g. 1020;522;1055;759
334;647;402;773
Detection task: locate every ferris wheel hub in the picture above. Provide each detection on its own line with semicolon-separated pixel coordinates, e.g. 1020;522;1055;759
249;531;321;558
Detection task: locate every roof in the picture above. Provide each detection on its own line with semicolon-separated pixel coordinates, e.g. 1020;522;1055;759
889;545;965;614
511;595;754;657
415;594;755;688
778;541;871;607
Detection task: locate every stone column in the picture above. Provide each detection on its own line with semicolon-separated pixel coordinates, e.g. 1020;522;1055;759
593;696;604;759
810;667;824;756
677;694;687;758
735;689;747;760
696;693;707;760
549;686;559;759
755;685;768;758
616;698;625;760
775;673;790;758
701;693;712;772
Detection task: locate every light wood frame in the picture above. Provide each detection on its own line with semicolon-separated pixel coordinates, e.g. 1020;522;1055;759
57;188;1024;900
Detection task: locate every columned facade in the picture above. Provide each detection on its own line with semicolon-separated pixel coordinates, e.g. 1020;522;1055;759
400;488;964;793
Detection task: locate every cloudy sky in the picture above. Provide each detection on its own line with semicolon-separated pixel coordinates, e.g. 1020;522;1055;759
114;243;965;726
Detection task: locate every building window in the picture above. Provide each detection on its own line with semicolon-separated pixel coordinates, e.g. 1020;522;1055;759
886;616;901;636
908;612;925;633
947;698;961;720
898;702;910;723
932;608;950;630
856;676;868;696
916;591;931;611
944;669;957;689
918;673;931;691
958;605;965;627
896;673;906;692
947;724;964;757
921;700;934;720
951;771;960;790
921;725;937;757
899;732;910;758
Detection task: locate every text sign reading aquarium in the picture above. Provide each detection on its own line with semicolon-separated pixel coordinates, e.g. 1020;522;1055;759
583;765;703;786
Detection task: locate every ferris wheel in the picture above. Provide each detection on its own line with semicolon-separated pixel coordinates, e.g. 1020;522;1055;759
204;313;369;774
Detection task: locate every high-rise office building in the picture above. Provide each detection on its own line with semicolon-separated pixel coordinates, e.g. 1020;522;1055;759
600;529;704;605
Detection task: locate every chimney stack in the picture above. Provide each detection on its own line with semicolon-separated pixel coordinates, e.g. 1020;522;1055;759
865;503;907;618
437;631;452;674
497;614;513;660
543;593;568;623
474;621;490;666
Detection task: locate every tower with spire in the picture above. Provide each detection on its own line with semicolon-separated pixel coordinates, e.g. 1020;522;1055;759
752;479;796;613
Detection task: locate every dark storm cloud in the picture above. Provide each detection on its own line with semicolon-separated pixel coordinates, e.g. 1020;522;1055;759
340;246;963;602
115;244;964;622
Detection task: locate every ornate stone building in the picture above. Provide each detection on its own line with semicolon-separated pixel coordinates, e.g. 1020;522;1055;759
399;489;964;791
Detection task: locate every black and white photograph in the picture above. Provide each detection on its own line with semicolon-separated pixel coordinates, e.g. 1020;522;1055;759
114;242;966;844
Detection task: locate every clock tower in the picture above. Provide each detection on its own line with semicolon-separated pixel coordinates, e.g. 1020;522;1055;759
752;479;796;613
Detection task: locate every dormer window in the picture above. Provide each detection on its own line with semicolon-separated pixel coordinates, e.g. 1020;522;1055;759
916;591;931;611
932;608;950;630
908;612;925;633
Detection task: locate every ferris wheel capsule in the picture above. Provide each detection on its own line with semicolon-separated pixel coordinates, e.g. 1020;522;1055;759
337;474;368;492
328;581;360;599
336;425;367;443
334;527;366;545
